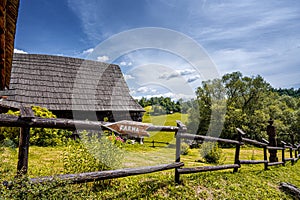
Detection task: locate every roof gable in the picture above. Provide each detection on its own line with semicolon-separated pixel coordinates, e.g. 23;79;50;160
5;53;143;112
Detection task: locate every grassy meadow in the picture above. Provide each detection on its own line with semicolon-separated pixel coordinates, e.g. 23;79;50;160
1;108;300;199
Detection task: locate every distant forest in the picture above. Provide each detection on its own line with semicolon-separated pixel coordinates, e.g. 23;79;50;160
272;88;300;97
137;97;183;115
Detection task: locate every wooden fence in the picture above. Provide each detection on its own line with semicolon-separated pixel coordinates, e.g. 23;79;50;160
0;106;299;186
174;121;300;183
0;106;181;185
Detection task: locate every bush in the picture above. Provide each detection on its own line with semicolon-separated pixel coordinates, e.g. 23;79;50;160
180;142;190;155
0;106;72;147
200;142;223;164
63;131;124;174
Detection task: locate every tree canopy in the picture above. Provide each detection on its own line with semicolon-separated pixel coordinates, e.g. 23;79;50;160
187;72;300;144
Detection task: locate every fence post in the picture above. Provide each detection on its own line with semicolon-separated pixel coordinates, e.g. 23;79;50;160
233;130;242;173
281;141;286;166
262;138;269;170
296;144;300;159
175;120;185;184
294;145;298;162
267;119;278;162
289;143;294;165
17;105;34;175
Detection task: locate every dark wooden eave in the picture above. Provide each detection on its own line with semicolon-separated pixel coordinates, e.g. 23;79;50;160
0;0;20;90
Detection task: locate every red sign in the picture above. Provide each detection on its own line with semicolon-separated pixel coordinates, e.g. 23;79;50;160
104;120;151;137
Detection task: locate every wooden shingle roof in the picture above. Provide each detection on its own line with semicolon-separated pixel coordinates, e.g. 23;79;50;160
0;0;20;90
4;53;144;112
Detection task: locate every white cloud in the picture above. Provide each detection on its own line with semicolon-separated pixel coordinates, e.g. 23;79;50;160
136;86;157;94
82;48;94;55
120;61;133;67
14;49;28;54
187;75;200;83
159;69;196;80
123;74;134;81
120;61;127;66
68;0;300;89
96;55;109;62
178;69;196;76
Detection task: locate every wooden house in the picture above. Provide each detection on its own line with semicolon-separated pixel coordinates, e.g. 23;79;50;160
0;0;20;90
1;53;144;122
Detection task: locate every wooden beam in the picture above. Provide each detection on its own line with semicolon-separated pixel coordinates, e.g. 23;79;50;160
267;146;284;150
175;121;185;183
178;164;240;174
179;133;241;145
147;125;179;132
17;126;30;175
242;138;268;147
239;160;268;164
0;114;178;133
280;182;300;199
233;129;243;173
17;106;34;175
267;161;284;166
29;162;184;184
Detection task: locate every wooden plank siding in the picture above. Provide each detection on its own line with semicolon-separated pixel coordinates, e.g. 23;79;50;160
0;0;19;90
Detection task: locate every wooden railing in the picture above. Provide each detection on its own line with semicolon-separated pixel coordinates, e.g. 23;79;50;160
0;107;299;186
174;122;300;183
0;106;181;185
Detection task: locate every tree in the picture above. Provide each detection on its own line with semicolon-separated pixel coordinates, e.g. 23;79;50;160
187;71;296;142
188;78;226;136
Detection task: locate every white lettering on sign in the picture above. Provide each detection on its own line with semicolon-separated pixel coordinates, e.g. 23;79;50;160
119;125;140;133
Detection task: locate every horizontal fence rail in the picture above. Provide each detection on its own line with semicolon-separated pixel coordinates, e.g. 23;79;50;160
178;164;240;174
28;162;184;185
180;133;242;145
0;114;178;132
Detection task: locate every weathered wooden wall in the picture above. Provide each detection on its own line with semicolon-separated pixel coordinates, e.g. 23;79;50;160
0;0;19;90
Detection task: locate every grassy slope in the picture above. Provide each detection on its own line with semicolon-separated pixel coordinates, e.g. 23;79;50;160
142;106;188;145
1;111;300;199
1;146;300;199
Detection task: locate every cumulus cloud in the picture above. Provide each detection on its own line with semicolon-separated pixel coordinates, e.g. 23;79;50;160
136;86;157;94
187;75;201;83
178;69;196;75
97;55;109;62
120;61;133;67
82;48;94;55
123;74;134;81
159;69;196;80
14;49;28;54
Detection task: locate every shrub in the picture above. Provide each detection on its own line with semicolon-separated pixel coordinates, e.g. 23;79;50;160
200;142;223;164
180;142;190;155
63;131;124;174
0;106;72;147
0;110;20;145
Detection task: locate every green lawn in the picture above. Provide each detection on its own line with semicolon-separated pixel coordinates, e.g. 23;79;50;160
1;112;300;199
1;145;300;199
142;107;188;148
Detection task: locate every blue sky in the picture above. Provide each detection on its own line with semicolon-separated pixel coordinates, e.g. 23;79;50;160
14;0;300;100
